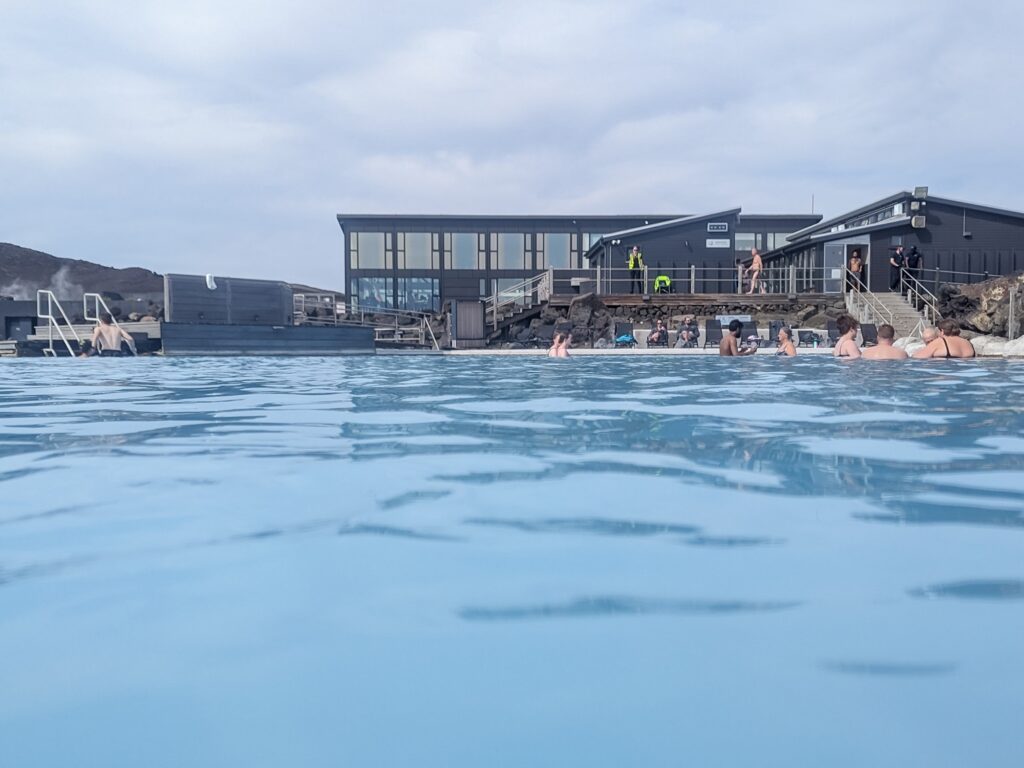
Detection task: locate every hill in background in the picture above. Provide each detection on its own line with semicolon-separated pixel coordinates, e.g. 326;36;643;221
1;242;163;299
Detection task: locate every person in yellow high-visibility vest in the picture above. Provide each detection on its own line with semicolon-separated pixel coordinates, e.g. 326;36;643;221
627;245;645;294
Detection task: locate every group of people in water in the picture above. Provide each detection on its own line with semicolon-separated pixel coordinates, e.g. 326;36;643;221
551;314;977;360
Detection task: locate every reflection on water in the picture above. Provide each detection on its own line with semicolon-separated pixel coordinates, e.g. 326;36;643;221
2;356;1024;767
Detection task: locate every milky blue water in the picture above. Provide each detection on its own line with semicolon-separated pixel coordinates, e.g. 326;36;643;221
2;356;1024;767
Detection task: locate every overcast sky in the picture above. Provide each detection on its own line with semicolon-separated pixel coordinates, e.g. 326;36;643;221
2;1;1022;289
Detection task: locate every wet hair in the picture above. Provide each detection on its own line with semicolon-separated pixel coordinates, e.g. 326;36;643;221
877;324;896;341
779;326;791;341
836;314;859;336
937;318;961;336
553;332;565;345
728;319;743;334
100;312;113;324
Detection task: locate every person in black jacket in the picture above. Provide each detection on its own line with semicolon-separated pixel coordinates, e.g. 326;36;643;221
889;246;905;291
905;245;923;286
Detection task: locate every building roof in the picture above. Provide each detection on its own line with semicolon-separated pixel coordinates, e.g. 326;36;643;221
784;192;910;242
583;209;743;261
336;213;681;230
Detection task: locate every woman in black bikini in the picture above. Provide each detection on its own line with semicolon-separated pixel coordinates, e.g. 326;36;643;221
776;326;796;356
832;314;861;359
913;319;976;359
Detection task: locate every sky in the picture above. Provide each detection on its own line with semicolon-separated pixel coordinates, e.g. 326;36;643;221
2;0;1023;289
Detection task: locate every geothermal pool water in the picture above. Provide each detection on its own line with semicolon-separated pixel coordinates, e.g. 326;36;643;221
2;356;1023;767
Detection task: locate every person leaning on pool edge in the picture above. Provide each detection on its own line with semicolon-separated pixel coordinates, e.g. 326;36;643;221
913;319;976;359
720;319;756;356
832;314;861;359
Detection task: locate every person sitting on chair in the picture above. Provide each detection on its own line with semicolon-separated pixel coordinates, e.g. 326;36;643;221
648;319;668;346
674;315;700;348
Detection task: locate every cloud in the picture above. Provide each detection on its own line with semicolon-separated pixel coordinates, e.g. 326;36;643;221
1;0;1023;288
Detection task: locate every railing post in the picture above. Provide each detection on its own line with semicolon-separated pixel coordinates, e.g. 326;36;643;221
736;264;744;294
789;264;796;295
492;282;498;331
689;264;696;295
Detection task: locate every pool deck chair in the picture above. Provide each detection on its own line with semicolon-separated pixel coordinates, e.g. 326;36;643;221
741;321;762;348
861;323;878;346
826;320;840;347
797;330;819;347
614;321;637;348
703;319;723;349
767;320;785;347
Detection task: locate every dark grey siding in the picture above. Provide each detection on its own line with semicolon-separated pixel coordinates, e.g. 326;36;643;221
165;274;293;325
0;300;37;341
161;323;375;356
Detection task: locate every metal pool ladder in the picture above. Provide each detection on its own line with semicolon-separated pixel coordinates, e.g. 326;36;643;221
36;290;82;357
83;293;138;356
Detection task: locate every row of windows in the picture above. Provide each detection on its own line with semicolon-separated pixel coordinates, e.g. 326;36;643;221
348;231;605;271
350;277;440;312
735;232;793;253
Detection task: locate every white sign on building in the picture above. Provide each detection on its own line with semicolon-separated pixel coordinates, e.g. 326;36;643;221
707;222;730;233
706;238;731;249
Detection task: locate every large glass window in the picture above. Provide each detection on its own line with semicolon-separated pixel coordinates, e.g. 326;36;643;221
446;232;485;269
349;232;388;269
735;232;762;253
349;277;394;309
583;233;604;251
398;232;437;269
397;277;439;312
766;232;791;251
496;233;526;269
538;233;571;269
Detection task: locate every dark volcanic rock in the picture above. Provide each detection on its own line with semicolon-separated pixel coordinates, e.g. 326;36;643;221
938;272;1024;336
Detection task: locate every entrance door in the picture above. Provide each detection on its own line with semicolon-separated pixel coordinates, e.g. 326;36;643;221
823;243;845;293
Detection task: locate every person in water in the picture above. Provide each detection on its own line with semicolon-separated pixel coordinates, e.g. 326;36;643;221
548;332;571;358
776;326;796;356
913;318;976;359
832;314;862;359
91;312;134;357
920;326;939;345
861;324;908;360
720;319;756;356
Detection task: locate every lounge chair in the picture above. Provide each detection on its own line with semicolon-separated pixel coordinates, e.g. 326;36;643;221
613;321;637;348
861;323;878;346
826;319;840;347
703;319;723;349
741;321;763;348
797;330;820;347
767;320;785;347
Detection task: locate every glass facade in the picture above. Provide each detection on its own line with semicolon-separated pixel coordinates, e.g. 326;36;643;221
350;277;393;309
496;233;527;270
349;232;388;269
735;232;763;253
397;232;438;269
446;232;485;269
541;233;572;268
397;277;439;311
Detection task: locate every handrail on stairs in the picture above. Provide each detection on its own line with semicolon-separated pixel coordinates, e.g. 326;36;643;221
844;271;894;327
35;290;82;358
483;270;553;331
899;272;942;326
83;293;138;356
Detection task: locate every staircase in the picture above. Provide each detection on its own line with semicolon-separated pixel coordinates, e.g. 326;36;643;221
847;289;927;338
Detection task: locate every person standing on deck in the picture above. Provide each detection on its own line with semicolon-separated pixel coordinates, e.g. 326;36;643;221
745;248;764;294
905;245;923;289
848;249;864;292
627;245;645;294
889;245;906;291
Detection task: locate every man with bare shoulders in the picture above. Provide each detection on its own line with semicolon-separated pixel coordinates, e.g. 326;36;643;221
921;326;939;345
720;319;756;356
913;318;976;359
861;324;907;360
91;312;134;357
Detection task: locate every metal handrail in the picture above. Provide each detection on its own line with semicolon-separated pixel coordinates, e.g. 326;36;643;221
844;277;895;327
35;290;82;357
899;272;942;325
294;294;439;350
83;293;138;356
483;270;553;330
